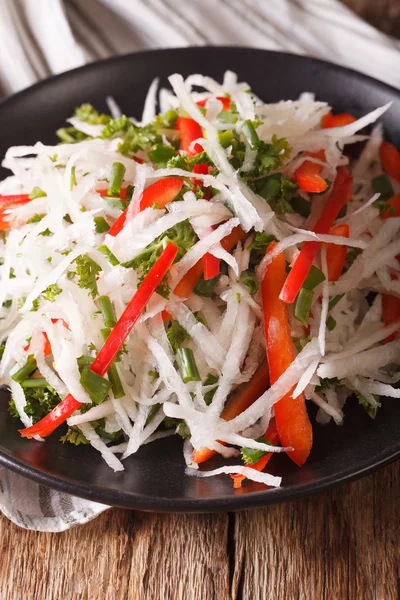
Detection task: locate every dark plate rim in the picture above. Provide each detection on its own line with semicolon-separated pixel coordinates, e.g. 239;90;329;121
0;46;399;512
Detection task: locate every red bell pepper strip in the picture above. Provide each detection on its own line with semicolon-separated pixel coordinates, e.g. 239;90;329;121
107;177;184;237
380;193;400;219
325;223;350;282
295;150;327;193
24;319;68;357
230;419;279;489
192;359;270;464
382;293;400;343
177;118;220;280
379;141;400;182
0;194;31;230
262;241;312;466
196;96;231;110
19;242;178;439
280;166;353;304
176;117;203;156
321;112;357;129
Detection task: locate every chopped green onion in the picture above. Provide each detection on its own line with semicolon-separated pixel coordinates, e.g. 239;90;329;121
99;295;116;328
294;288;314;326
108;162;126;197
217;110;238;124
77;355;95;370
70;166;77;191
164;109;178;127
372;173;394;201
242;120;259;150
303;265;325;290
145;403;161;426
148;144;176;164
107;363;125;398
291;195;311;218
328;294;344;311
98;245;120;266
194;274;219;297
241;435;275;464
241;270;259;295
94;217;110;233
326;315;337;331
218;129;235;149
11;355;37;383
177;348;201;383
20;378;49;389
29;187;46;200
80;366;111;404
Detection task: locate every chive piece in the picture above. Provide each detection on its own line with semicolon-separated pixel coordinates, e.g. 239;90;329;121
94;216;110;233
294;288;314;326
101;327;110;342
80;366;111;404
217;110;237;124
105;196;125;211
77;355;95;370
258;176;281;205
11;355;37;383
70;166;77;191
108;162;126;197
194;274;219;297
328;294;344;311
29;187;47;200
241;270;259;296
148;144;176;164
372;174;394;202
97;245;120;266
20;378;49;389
218;129;235;148
145;403;161;426
177;348;201;383
242;120;259;150
291;195;311;218
303;265;325;290
56;128;76;143
241;435;274;464
99;295;116;328
164;109;178;127
108;363;125;398
326;315;337;331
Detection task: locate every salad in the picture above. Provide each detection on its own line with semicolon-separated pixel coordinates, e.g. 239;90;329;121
0;71;399;489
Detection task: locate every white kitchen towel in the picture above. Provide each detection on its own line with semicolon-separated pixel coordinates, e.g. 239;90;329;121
0;0;399;532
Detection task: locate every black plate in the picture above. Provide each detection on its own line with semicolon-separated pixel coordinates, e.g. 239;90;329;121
0;48;399;512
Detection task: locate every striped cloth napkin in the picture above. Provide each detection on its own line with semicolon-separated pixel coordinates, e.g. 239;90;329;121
0;0;399;532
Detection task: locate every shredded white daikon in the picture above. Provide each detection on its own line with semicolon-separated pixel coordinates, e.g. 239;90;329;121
0;69;398;490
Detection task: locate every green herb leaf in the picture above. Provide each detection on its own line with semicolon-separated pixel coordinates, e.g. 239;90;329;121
74;254;102;299
42;283;62;303
166;320;190;353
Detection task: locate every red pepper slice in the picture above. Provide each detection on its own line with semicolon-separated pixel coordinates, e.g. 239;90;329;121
295;150;327;193
24;319;68;357
107;177;184;237
176;117;203;156
0;194;31;230
230;419;279;488
196;96;231;111
321;112;357;129
19;242;178;439
192;360;270;465
382;293;400;343
380;141;400;182
280;166;353;303
325;223;350;282
261;241;312;466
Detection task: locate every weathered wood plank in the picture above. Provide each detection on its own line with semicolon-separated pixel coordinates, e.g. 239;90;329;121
232;462;399;600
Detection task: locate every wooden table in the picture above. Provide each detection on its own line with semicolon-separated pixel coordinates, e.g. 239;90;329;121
1;460;398;599
1;2;399;599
